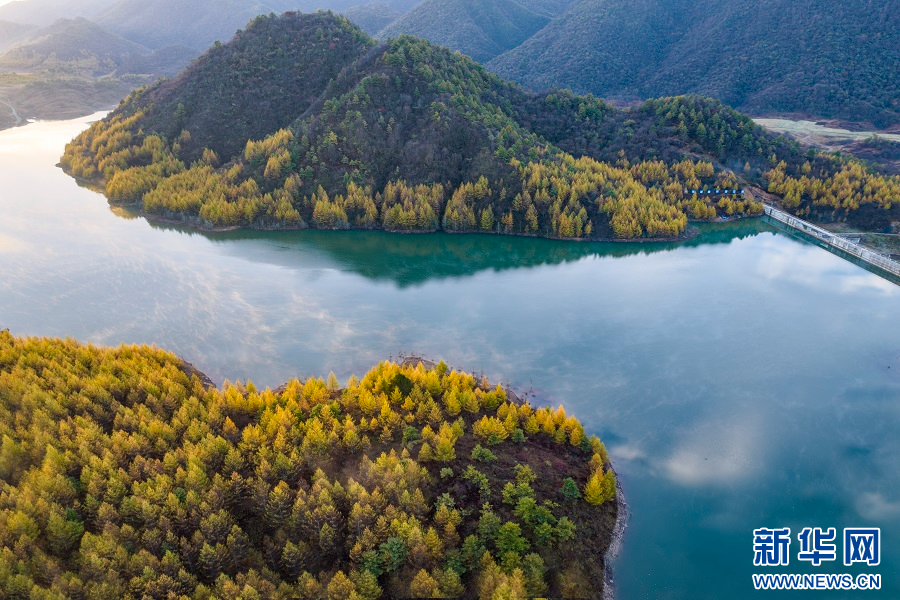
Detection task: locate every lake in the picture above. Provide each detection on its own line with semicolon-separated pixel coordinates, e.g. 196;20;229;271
1;115;899;598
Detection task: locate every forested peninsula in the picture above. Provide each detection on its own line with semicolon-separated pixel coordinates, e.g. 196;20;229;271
61;12;900;239
0;330;618;599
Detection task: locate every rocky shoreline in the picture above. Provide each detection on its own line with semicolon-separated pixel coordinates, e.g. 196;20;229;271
603;476;629;600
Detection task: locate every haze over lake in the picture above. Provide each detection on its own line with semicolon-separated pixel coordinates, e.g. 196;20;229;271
1;115;899;598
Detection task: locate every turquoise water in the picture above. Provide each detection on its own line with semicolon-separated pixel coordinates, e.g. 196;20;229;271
1;115;899;598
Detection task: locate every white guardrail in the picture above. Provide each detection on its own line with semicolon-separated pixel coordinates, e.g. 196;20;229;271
763;205;900;278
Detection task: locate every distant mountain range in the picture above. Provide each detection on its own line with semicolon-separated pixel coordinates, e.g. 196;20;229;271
0;17;190;76
0;19;36;51
377;0;568;63
0;0;897;130
488;0;900;128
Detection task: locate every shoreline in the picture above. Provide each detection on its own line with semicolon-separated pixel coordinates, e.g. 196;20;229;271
137;205;761;243
110;202;708;244
603;473;629;600
66;168;741;244
60;161;768;244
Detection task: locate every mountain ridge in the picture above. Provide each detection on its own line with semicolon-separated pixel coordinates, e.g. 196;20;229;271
377;0;555;63
488;0;900;128
0;17;149;75
61;12;899;240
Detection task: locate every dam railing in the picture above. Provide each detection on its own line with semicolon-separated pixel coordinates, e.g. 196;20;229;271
763;204;900;278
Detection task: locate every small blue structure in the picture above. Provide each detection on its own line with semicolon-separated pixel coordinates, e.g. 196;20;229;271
684;188;745;197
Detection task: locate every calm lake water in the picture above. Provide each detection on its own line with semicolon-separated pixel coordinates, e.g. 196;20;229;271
1;115;899;598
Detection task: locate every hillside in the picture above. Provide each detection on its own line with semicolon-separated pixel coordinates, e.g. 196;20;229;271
107;12;375;162
488;0;900;129
62;12;899;239
0;330;618;598
377;0;553;63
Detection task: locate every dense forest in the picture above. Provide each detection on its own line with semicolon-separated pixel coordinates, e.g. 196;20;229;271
61;12;899;239
0;330;617;598
488;0;900;129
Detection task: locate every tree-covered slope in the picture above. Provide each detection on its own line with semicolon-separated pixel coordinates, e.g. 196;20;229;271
488;0;686;101
0;330;618;598
377;0;553;63
111;11;375;162
489;0;900;128
62;12;899;239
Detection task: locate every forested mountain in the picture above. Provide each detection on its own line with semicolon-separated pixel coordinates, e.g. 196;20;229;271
377;0;559;63
0;330;618;598
0;2;394;131
3;0;896;130
109;12;374;161
488;0;900;128
62;12;899;240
